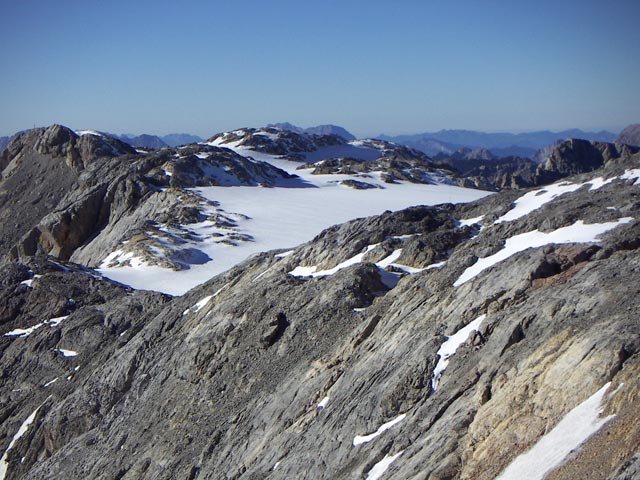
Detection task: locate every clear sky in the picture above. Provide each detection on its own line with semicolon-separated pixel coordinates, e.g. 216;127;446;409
1;0;638;138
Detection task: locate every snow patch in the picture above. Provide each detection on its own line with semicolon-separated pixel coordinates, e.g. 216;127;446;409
495;182;582;223
56;349;78;358
366;450;404;480
76;129;104;137
317;396;329;409
459;215;484;227
620;168;640;185
5;315;69;338
0;405;41;479
454;218;634;286
431;314;486;391
497;382;616;480
353;414;406;446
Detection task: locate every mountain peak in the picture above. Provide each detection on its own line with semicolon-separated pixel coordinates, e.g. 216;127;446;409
267;122;356;141
616;123;640;147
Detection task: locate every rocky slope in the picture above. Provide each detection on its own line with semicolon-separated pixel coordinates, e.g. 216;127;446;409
0;129;639;479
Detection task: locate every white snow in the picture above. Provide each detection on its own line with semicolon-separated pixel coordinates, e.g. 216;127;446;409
56;349;78;358
496;169;640;225
459;215;484;227
495;182;583;224
365;450;404;480
43;378;58;387
47;316;69;327
19;274;41;288
76;129;104;137
431;314;486;391
290;241;439;283
587;176;615;191
96;144;488;295
619;168;640;185
192;295;213;312
275;250;295;258
183;285;228;315
5;325;43;337
289;265;319;276
454;218;634;287
497;382;616;480
4;316;69;338
0;406;41;479
353;414;406;446
291;244;379;278
376;249;403;268
317;396;330;409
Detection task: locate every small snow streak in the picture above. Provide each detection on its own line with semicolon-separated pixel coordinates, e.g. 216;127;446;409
0;406;41;479
431;315;486;391
366;450;404;480
56;349;78;358
353;414;406;446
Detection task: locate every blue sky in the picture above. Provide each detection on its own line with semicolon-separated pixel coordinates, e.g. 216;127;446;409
1;0;638;137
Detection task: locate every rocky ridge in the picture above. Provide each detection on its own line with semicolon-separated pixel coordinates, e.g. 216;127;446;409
453;139;640;191
0;131;638;479
0;126;298;272
207;127;346;161
298;156;457;186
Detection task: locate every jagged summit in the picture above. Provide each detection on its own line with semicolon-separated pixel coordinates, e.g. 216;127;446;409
2;125;136;174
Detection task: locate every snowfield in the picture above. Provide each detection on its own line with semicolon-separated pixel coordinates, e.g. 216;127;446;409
98;145;488;295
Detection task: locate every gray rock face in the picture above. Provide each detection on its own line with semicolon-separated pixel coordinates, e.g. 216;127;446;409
1;124;640;480
616;124;640;147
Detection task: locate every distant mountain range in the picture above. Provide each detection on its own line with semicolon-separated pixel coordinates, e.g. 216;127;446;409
111;132;204;149
379;129;618;157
